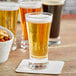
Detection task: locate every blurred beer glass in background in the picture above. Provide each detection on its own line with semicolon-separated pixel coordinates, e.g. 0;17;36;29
42;0;65;46
0;2;19;50
26;12;53;69
19;1;42;50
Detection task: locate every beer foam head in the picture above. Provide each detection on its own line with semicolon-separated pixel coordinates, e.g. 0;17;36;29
26;13;53;23
20;1;42;8
42;0;65;5
0;2;19;10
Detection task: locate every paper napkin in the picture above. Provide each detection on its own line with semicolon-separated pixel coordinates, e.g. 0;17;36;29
16;59;64;75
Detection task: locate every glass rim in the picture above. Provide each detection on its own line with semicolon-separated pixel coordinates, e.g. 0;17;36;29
19;1;42;4
42;0;65;5
25;12;53;23
19;1;42;8
0;2;19;10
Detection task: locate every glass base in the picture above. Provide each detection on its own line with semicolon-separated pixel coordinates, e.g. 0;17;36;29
21;40;29;50
12;42;17;50
29;57;48;69
12;38;17;51
48;36;61;46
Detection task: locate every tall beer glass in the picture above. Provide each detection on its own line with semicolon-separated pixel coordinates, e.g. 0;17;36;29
42;0;65;46
26;12;53;69
19;1;42;50
0;2;19;50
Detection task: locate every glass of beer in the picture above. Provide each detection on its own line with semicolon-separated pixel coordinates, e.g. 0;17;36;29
0;2;19;50
19;1;42;50
26;12;53;69
42;0;65;46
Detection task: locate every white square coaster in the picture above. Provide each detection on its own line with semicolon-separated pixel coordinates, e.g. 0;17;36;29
16;59;64;75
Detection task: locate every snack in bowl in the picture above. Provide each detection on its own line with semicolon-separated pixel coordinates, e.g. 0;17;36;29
0;29;11;42
0;26;14;63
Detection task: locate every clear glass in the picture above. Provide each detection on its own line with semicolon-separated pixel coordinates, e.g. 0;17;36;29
19;0;42;50
26;12;53;69
0;2;19;50
42;0;65;46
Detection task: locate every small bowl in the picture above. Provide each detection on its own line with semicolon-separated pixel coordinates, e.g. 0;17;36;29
0;26;14;63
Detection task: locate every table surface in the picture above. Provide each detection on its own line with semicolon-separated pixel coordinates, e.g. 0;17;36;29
0;19;76;76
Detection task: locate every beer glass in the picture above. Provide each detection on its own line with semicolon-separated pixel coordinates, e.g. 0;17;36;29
42;0;65;46
0;2;19;50
19;1;42;50
26;12;53;69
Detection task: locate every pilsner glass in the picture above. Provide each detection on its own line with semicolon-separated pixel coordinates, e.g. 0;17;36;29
0;2;19;50
19;1;42;50
42;0;65;46
26;12;53;69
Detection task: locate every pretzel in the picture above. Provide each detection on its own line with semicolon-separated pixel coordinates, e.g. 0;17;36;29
0;29;11;42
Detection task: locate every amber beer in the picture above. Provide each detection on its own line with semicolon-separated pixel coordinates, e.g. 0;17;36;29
19;1;41;40
28;22;51;59
26;13;53;69
0;2;19;38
